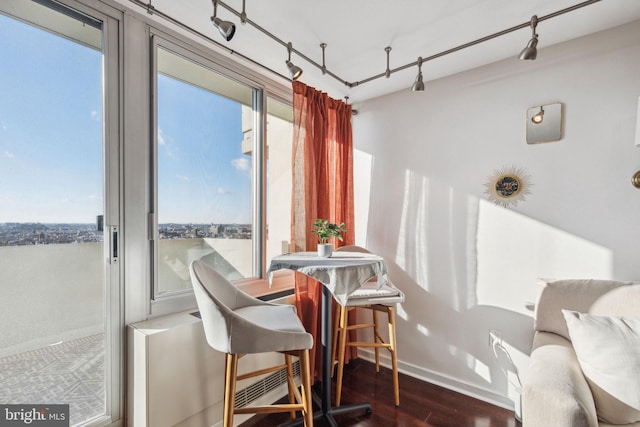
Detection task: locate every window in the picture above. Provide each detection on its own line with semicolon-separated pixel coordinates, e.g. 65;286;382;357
153;39;273;297
266;97;294;263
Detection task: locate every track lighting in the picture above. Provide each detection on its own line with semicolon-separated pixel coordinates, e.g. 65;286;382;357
519;15;539;60
320;43;327;75
286;42;303;80
138;1;600;90
240;0;247;24
531;106;544;124
211;0;236;42
384;47;392;78
411;57;425;92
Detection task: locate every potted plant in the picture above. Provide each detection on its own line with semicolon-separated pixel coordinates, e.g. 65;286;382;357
311;219;347;257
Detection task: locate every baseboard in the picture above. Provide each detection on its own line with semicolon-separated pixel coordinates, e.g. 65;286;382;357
357;348;515;412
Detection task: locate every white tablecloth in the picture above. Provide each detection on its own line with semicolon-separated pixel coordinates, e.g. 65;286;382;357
267;251;388;305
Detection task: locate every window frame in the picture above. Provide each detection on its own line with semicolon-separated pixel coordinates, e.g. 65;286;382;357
0;0;125;424
149;30;293;313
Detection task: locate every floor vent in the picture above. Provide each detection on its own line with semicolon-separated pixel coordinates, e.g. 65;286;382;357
235;360;301;408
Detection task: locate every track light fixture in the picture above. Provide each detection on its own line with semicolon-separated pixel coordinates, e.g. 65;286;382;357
531;106;544;124
519;15;539;60
211;0;236;42
411;57;425;92
240;0;247;24
384;47;392;78
286;42;303;80
320;43;327;75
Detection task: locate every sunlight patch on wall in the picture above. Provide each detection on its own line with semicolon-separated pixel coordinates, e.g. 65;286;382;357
476;200;612;315
449;344;494;385
353;149;372;247
395;169;430;287
396;303;409;321
472;357;492;384
447;187;462;311
416;324;430;336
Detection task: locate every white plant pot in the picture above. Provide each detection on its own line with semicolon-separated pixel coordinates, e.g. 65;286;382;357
317;243;333;258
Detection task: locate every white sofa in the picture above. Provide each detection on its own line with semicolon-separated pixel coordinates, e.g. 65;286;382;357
522;279;640;427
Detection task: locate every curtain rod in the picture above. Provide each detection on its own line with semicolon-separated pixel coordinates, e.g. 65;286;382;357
130;0;601;90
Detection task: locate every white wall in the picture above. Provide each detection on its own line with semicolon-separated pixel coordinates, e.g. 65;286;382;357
352;20;640;409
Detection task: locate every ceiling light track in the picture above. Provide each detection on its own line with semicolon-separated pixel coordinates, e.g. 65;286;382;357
215;1;350;86
350;0;601;87
127;0;601;93
127;0;289;81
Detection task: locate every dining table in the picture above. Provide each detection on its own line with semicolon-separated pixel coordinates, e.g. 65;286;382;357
267;251;388;427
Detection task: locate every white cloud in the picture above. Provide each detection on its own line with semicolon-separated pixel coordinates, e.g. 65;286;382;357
231;157;250;172
4;151;14;158
158;128;166;145
217;187;230;194
176;174;190;182
91;110;100;121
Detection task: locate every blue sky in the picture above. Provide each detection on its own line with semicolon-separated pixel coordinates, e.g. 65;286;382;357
0;13;102;223
0;12;250;224
157;75;250;224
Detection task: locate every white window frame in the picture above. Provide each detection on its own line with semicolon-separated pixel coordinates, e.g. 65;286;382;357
0;0;125;425
148;29;293;315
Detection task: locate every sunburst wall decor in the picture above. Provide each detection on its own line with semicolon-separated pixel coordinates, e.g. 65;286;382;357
484;165;532;207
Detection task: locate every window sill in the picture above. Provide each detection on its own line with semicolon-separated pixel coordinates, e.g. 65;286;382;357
236;270;295;299
150;271;295;318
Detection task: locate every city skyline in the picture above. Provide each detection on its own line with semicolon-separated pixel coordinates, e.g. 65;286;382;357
0;221;252;247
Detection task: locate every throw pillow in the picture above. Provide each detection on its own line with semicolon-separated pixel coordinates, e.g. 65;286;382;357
562;310;640;424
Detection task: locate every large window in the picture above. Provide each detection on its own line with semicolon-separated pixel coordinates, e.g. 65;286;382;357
153;40;278;297
152;39;294;298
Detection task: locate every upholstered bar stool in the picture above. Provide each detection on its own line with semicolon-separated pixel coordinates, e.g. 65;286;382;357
190;260;314;427
332;245;405;407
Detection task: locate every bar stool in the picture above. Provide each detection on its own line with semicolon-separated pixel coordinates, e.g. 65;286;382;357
332;245;405;407
190;260;314;427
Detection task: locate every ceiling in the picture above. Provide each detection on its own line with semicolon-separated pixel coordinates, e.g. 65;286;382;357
121;0;640;104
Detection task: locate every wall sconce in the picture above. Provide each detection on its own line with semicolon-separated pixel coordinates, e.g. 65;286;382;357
632;171;640;189
526;102;562;144
635;96;640;147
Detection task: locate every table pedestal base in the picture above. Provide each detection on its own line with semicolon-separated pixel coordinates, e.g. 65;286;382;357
279;286;372;426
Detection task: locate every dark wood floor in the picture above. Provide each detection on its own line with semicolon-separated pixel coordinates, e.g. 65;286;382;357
239;358;521;427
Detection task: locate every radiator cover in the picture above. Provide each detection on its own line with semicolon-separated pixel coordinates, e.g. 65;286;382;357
128;310;295;427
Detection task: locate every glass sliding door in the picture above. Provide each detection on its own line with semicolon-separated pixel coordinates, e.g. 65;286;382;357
0;0;120;425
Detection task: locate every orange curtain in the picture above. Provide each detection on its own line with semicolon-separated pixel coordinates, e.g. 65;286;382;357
290;81;355;380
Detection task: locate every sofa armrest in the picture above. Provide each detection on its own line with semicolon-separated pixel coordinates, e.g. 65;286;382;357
522;332;598;427
534;279;634;341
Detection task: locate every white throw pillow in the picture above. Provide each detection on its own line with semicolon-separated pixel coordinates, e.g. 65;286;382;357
562;310;640;424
